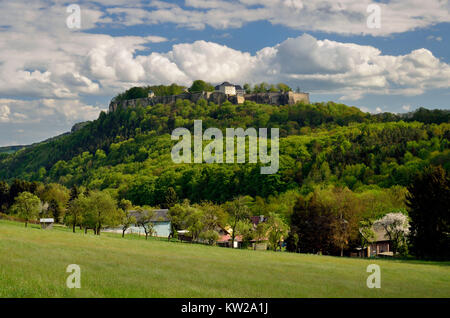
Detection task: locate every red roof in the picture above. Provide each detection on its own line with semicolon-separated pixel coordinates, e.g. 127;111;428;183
217;234;243;243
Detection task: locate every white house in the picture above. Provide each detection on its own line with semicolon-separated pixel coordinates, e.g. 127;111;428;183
215;82;244;96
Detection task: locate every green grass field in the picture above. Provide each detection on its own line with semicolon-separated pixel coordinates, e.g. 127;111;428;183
0;219;449;298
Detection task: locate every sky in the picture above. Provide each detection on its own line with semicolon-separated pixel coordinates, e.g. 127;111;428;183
0;0;449;146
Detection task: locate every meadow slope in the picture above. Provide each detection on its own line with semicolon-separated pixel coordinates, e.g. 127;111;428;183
0;220;449;298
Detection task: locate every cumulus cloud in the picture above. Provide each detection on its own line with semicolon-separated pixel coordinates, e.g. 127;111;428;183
0;105;11;123
0;99;102;124
103;0;450;36
0;0;449;145
129;34;448;100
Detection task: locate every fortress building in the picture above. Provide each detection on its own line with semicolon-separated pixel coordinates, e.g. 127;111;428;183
215;82;245;96
109;83;310;113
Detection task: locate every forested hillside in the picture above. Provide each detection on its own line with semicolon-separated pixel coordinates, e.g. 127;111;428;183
0;100;448;205
1;98;448;258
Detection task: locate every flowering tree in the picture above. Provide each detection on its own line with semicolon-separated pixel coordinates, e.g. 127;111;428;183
375;212;410;255
266;213;289;251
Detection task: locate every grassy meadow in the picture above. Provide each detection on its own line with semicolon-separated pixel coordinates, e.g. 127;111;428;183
0;219;449;298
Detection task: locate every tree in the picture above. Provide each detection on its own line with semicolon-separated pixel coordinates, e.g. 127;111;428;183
374;212;410;256
199;201;226;232
85;191;121;235
199;229;220;245
224;196;251;248
39;183;69;210
188;80;214;93
168;200;192;234
119;199;134;238
359;219;375;257
253;82;269;93
235;219;254;248
287;194;334;254
163;187;178;209
285;231;299;253
134;207;155;240
243;83;252;94
328;187;361;256
407;165;450;259
277;83;292;92
0;181;9;211
8;179;38;207
113;86;148;102
48;199;63;223
185;208;203;241
69;185;80;203
66;194;86;233
265;213;289;251
11;192;41;227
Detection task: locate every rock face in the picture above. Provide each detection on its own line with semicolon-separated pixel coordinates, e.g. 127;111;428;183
243;91;309;105
71;121;91;132
108;91;310;113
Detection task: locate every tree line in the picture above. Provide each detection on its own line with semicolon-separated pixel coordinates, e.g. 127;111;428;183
1;165;448;259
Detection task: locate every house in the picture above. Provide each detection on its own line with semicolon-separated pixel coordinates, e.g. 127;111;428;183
355;223;393;257
106;209;171;238
214;82;243;96
40;218;54;229
216;225;243;248
147;209;171;237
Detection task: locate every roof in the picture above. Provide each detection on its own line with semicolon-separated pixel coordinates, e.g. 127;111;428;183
215;82;240;90
129;209;170;222
151;209;170;222
250;215;266;226
40;218;54;223
372;223;390;242
217;234;243;243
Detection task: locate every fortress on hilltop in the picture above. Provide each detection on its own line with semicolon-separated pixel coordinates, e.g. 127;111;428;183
109;82;310;112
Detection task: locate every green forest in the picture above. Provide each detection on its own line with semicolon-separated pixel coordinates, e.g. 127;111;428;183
0;93;449;259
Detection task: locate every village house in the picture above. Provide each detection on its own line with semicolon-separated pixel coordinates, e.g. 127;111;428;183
216;225;243;248
354;222;393;257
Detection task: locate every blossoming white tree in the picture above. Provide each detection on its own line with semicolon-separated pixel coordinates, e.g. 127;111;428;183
374;212;410;256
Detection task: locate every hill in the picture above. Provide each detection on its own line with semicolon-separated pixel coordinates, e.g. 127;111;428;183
0;219;448;297
0;100;449;206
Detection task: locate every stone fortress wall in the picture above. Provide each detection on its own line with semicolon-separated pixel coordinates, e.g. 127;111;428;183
109;90;310;113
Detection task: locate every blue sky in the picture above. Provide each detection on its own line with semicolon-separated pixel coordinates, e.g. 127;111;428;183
0;0;449;146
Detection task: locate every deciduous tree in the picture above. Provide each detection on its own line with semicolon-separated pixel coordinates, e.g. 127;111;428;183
11;191;41;227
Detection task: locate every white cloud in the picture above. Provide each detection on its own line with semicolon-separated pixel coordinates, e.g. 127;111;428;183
0;0;449;145
402;105;411;111
0;105;11;122
427;35;443;42
0;98;103;124
102;0;450;36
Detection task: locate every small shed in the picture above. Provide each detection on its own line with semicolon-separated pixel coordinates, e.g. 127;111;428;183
40;218;54;229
